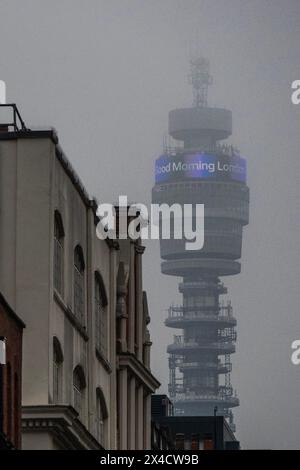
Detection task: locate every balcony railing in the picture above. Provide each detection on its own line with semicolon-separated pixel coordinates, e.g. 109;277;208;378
170;392;239;407
176;360;232;373
171;333;236;345
167;340;236;354
163;142;240;158
169;383;234;396
166;305;236;325
0;103;29;131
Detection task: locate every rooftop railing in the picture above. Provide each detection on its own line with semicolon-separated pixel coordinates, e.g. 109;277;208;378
0;103;29;131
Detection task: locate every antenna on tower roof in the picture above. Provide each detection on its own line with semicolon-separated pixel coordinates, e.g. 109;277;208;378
189;57;212;108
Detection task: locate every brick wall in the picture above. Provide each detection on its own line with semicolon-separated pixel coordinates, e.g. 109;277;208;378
0;294;24;449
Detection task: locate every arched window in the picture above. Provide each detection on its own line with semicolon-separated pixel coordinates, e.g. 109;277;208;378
73;365;86;421
53;337;63;403
54;211;64;295
94;272;108;357
96;387;108;447
74;245;85;323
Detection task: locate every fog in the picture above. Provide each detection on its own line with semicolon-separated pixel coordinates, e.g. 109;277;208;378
0;0;300;449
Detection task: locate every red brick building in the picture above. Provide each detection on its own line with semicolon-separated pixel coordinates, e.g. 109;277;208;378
0;292;25;449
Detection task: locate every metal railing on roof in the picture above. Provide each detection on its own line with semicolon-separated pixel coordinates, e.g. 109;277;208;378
0;103;29;131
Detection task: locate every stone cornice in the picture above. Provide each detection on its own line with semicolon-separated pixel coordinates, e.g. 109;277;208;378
118;352;160;392
22;405;103;450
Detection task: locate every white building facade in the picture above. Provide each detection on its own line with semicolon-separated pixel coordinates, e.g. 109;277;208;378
0;126;159;449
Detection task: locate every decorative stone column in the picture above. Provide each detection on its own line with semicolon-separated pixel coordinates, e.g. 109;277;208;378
128;242;136;354
136;385;144;449
144;393;152;449
118;368;128;450
128;375;136;449
143;329;152;369
135;244;145;362
116;262;128;353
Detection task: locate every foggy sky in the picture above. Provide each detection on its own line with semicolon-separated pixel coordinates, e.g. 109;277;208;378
0;0;300;449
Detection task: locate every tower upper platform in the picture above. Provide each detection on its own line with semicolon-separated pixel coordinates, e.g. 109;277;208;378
169;107;232;147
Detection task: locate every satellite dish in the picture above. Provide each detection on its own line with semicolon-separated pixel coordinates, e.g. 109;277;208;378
0;80;6;104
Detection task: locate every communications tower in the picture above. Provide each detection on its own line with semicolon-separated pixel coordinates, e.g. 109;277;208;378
152;58;249;431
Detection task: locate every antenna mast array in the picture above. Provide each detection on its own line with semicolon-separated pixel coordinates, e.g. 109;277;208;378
189;57;212;108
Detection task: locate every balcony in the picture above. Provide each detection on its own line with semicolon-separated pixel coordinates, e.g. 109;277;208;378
167;335;236;355
171;392;239;408
177;360;232;374
165;305;237;329
169;381;234;396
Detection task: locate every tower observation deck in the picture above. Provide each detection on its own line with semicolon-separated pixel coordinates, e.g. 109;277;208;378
152;58;249;432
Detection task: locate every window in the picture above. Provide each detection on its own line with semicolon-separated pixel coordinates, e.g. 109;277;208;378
13;373;19;446
175;433;185;450
74;245;85;323
54;211;64;295
6;362;12;439
96;388;108;446
95;272;108;357
186;375;215;389
184;295;215;309
53;337;63;403
73;365;86;421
